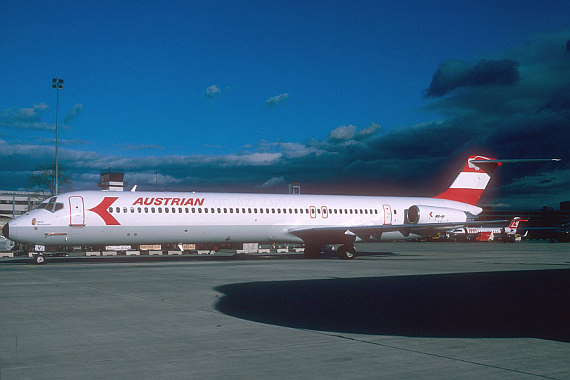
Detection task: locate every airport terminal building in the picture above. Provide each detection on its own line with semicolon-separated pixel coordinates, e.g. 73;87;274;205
0;191;46;218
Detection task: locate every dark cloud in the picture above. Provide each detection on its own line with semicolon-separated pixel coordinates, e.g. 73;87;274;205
541;85;570;113
425;59;520;98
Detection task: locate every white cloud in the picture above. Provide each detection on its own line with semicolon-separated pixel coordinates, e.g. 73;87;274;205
204;85;222;99
0;103;53;130
64;103;83;124
356;122;382;139
258;176;285;189
328;124;357;141
266;93;289;107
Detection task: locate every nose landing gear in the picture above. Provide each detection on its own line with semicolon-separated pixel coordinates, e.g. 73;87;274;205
32;254;46;265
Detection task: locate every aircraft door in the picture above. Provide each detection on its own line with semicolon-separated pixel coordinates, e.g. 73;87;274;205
383;204;392;225
309;206;317;218
69;196;85;226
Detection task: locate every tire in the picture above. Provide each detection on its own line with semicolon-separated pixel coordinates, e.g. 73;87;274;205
33;254;46;265
338;245;356;260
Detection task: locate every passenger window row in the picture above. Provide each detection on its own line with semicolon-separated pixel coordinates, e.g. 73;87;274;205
108;206;380;215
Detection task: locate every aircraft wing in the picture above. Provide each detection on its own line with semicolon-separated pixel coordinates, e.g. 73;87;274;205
289;220;507;243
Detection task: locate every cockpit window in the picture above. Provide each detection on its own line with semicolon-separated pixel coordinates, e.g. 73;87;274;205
38;197;64;213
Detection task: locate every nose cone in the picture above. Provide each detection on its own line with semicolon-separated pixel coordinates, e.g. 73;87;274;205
2;222;8;239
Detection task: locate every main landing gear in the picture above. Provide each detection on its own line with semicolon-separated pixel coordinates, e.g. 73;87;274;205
337;244;356;260
303;244;356;260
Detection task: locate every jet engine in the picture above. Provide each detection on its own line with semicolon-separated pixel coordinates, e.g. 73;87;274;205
407;205;467;224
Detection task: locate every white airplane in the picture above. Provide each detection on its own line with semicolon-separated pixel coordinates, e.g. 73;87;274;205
2;155;559;263
447;217;528;242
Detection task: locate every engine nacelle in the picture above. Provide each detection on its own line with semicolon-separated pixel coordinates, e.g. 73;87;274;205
407;205;467;224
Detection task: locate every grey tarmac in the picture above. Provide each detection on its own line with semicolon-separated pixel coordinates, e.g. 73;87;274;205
1;241;569;379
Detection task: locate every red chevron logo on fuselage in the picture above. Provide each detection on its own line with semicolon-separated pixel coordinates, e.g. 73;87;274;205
88;197;120;225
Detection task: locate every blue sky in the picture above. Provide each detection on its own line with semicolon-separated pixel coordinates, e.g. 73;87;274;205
2;0;570;208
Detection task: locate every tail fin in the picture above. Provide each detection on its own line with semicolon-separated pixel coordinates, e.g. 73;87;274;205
434;155;500;206
507;217;527;231
434;156;560;206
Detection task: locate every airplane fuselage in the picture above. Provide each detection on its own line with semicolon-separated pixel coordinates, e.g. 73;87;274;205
5;190;481;247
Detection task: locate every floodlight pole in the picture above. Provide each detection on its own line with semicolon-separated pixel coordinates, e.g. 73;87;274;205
52;78;64;195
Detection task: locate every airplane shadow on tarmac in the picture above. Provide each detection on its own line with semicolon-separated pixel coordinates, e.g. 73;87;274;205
215;269;570;342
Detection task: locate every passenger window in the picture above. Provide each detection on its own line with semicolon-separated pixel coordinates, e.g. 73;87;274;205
109;207;113;213
158;208;162;213
130;207;135;213
224;208;228;213
165;208;169;213
116;207;120;213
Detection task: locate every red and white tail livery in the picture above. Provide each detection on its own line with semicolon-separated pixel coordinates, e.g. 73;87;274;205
2;154;559;262
435;155;499;205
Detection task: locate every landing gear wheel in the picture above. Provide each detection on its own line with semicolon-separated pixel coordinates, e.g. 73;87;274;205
338;245;356;260
33;254;46;265
303;244;322;259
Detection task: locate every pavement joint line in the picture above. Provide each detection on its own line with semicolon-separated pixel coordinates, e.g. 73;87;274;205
310;330;562;380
